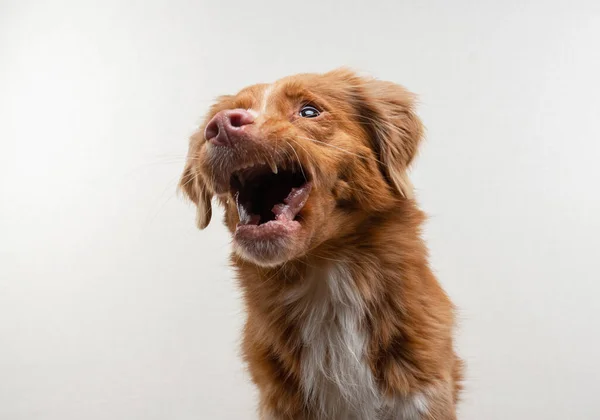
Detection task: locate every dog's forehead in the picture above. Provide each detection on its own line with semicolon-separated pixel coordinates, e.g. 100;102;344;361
235;74;337;105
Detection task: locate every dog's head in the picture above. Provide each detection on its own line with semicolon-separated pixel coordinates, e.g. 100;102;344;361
180;69;423;267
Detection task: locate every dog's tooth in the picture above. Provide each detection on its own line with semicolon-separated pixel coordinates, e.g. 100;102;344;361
235;192;250;224
269;161;278;174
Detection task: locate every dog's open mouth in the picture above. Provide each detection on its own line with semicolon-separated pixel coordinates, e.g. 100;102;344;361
230;163;311;238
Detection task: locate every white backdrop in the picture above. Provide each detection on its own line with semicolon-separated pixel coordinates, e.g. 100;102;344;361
2;1;600;419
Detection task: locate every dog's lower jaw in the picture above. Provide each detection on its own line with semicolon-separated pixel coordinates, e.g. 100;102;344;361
232;237;295;268
231;225;311;267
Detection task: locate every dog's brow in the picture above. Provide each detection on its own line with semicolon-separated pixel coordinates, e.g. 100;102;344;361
281;84;324;108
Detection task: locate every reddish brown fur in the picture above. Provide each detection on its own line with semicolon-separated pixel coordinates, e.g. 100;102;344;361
180;69;463;419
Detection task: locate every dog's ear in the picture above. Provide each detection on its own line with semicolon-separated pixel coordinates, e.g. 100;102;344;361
179;155;212;230
351;74;424;199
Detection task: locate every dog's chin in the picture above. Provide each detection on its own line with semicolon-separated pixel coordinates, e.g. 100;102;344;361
232;218;307;267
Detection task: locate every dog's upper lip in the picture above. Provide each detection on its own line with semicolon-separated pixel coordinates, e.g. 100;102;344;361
210;158;279;195
205;134;312;197
228;158;311;192
233;159;279;179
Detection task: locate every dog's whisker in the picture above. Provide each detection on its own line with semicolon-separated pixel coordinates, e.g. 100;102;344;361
293;135;387;167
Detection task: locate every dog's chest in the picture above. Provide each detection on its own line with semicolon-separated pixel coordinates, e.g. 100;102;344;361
284;264;431;420
290;264;380;419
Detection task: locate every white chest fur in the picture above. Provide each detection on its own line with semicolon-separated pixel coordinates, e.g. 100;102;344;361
287;263;379;419
281;263;431;420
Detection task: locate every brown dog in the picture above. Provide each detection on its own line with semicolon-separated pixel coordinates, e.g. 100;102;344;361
180;69;463;419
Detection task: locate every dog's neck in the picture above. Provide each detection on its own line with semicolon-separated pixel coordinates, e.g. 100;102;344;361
233;202;427;310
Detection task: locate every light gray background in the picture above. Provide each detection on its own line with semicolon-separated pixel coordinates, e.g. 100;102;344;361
2;1;600;419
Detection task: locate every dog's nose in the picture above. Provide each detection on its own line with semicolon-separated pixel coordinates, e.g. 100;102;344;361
204;109;255;146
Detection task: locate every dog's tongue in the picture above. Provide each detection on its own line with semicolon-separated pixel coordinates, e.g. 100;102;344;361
272;183;312;221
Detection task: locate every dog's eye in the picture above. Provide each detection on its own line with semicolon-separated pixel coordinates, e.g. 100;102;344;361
299;104;320;118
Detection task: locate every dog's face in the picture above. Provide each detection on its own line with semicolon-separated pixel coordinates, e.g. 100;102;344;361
180;69;423;267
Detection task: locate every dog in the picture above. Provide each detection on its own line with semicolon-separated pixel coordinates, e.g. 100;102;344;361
180;69;463;419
